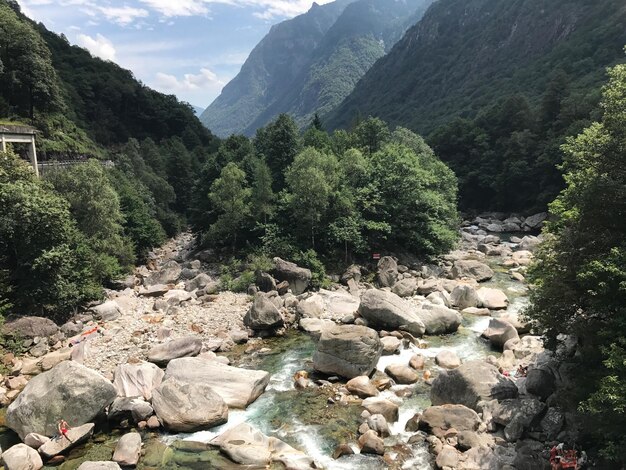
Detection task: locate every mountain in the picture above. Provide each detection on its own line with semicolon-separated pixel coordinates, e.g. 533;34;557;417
0;0;216;156
327;0;626;135
201;0;433;137
192;106;205;117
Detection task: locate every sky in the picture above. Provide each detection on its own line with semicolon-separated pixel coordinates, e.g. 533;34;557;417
17;0;334;109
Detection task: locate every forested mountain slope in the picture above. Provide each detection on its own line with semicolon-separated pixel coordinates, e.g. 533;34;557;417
201;0;432;136
328;0;626;134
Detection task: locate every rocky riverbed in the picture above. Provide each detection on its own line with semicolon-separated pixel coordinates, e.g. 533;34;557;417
0;211;581;470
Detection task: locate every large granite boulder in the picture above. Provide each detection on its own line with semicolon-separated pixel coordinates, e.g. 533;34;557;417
91;300;121;321
431;360;518;411
112;432;142;467
361;398;399;423
391;278;418;298
211;423;315;469
185;273;212;292
113;361;164;400
477;287;509;310
452;260;494;282
2;443;43;470
377;256;398;288
312;325;382;379
490;398;546;442
6;361;116;439
108;397;154;424
144;260;181;286
38;423;94;459
526;365;557;401
482;318;519;349
147;337;202;365
165;358;270;408
416;304;462;335
418;404;482;438
152;378;228;432
450;285;480;309
346;376;379;398
2;316;58;338
244;293;284;330
358;289;425;337
272;258;311;295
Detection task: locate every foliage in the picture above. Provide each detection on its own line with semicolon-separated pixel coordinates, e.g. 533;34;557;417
526;61;626;463
0;151;101;318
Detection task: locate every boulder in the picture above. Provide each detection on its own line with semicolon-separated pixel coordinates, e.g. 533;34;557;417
38;423;95;459
452;260;494;282
40;348;72;371
211;423;315;469
437;445;460;468
450;285;480;309
491;398;546;442
6;361;116;439
391;278;417;298
144;260;181;286
416;304;462;335
147;337;202;365
165;357;270;408
296;295;324;318
436;350;461;369
431;360;518;411
505;335;544;360
312;325;383;379
315;289;360;319
362;398;399;423
377;256;398;288
385;364;418;384
112;432;142;466
185;273;212;292
2;443;43;470
410;354;425;370
419;404;481;438
519;235;542;252
341;265;361;284
272;258;311;295
24;433;50;449
163;289;192;305
255;272;276;293
91;300;121;321
346;376;379;398
358;289;425;337
526;365;557;401
298;318;334;341
416;278;441;295
367;414;390;438
477;287;509;310
523;213;547;230
380;335;401;355
243;293;284;331
113;361;164;401
78;463;122;470
152;378;228;432
358;430;384;455
109;397;154;423
482;318;519;349
2;316;58;338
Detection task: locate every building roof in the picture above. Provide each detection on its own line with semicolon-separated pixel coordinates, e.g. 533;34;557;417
0;124;37;135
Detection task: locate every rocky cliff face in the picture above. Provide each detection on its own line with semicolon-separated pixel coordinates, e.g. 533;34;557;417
327;0;626;134
201;0;432;137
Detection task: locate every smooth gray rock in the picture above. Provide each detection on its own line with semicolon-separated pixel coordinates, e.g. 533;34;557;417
477;287;509;310
2;443;43;470
243;293;284;330
450;285;480;309
144;260;181;286
482;318;519;349
112;432;142;466
391;278;417;297
312;324;382;379
272;258;311;295
6;362;116;439
377;256;398;288
526;365;557;401
109;397;154;423
91;300;121;321
77;463;122;470
358;289;425;337
185;273;212;292
152;378;228;432
431;360;518;411
113;361;164;400
419;404;482;438
165;357;270;408
452;260;494;282
2;316;58;338
416;304;462;335
147;336;202;365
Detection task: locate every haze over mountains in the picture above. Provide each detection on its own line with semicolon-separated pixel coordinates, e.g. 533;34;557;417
201;0;434;137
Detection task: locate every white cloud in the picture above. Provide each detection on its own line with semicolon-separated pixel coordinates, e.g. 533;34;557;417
154;68;225;92
139;0;210;17
76;33;116;61
99;6;149;26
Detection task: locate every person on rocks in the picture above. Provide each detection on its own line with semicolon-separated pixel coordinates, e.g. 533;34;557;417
58;419;73;443
515;364;528;378
498;367;511;377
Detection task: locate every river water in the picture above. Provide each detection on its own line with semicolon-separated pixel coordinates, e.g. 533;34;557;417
1;238;526;469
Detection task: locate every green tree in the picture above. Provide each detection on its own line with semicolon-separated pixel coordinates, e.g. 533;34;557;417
353;116;391;155
254;114;300;191
284;147;339;249
47;160;135;282
526;60;626;464
207;162;251;250
250;157;275;225
0;151;100;318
